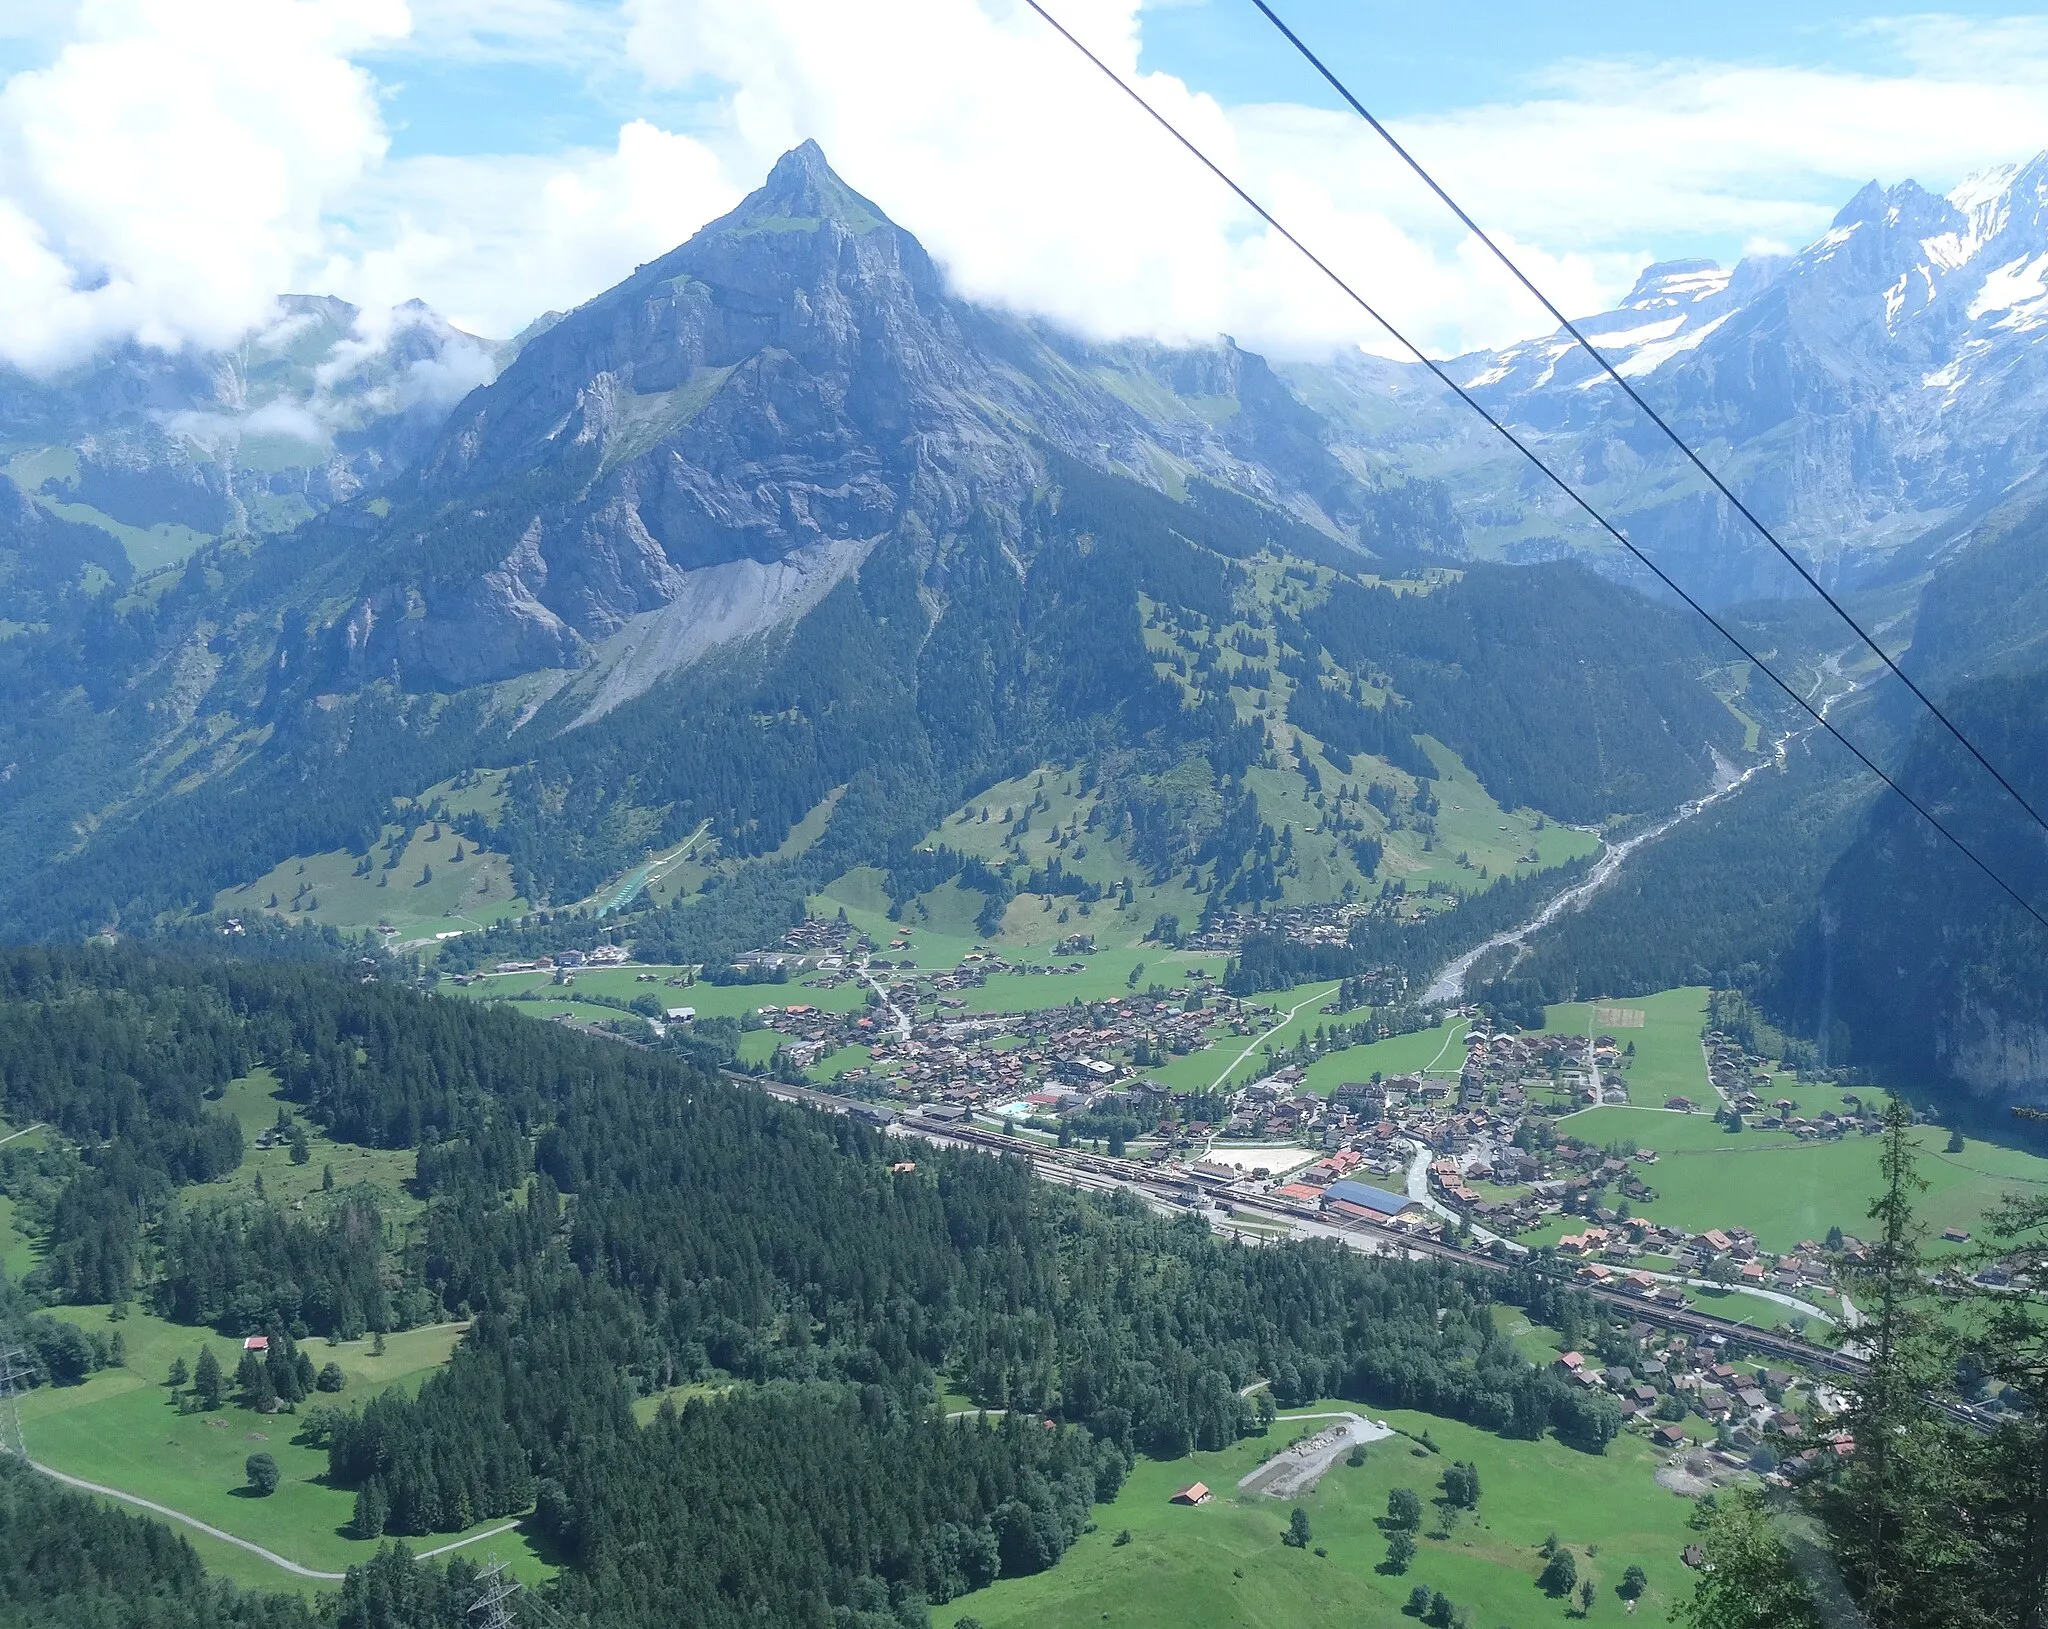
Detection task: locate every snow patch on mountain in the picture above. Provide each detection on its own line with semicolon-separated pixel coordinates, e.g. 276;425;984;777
1969;253;2048;324
1298;150;2048;598
1614;311;1733;379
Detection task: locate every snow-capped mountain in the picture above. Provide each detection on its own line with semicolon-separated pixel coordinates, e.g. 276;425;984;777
1296;152;2048;602
1446;256;1786;398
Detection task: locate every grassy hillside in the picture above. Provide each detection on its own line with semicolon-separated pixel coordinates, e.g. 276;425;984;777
214;778;529;945
15;1307;560;1595
964;1402;1700;1629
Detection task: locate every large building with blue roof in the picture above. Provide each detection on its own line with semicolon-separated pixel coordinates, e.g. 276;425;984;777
1321;1179;1422;1221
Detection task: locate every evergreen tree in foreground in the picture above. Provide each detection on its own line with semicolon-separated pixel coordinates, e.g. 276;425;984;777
1820;1095;1977;1629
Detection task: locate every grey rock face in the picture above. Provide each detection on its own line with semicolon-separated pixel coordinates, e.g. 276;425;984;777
1939;998;2048;1108
336;142;1418;699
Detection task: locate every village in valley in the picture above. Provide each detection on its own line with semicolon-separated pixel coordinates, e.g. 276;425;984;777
447;893;2021;1356
439;895;2047;1526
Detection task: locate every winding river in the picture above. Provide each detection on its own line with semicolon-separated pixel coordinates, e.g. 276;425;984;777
1422;657;1860;1005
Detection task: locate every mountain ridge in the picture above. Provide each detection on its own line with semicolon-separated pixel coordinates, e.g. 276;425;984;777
1294;150;2048;602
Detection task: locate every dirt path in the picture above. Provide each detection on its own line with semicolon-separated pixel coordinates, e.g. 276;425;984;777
28;1459;350;1580
23;1458;520;1583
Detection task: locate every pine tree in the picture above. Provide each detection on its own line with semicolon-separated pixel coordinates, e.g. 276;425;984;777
1680;1488;1819;1629
193;1346;222;1409
1822;1094;1972;1629
353;1476;388;1538
1959;1187;2048;1627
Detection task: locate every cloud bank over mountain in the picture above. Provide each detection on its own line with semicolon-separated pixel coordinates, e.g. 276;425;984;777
6;0;2048;371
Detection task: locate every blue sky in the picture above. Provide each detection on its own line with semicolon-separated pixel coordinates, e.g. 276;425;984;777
0;2;2044;365
355;3;2035;160
1140;1;2014;114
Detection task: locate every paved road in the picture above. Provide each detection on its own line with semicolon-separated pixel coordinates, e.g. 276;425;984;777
1647;1275;1836;1326
1206;983;1340;1093
20;1457;520;1582
1395;1143;1832;1321
859;960;913;1041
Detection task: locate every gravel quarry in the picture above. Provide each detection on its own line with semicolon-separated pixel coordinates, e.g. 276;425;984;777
1238;1412;1395;1499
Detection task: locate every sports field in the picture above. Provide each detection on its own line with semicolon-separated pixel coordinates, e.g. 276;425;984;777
1524;987;1712;1107
962;1402;1700;1629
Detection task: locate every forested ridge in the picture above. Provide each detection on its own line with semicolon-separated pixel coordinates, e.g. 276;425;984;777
0;948;1621;1628
1294;562;1751;822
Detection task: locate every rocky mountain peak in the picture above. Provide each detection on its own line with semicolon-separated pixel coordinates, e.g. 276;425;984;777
410;139;968;512
622;138;934;314
1948;151;2048;245
320;140;1407;703
1830;178;1893;230
744;138;893;234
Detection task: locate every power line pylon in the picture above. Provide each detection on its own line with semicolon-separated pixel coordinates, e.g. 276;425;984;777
0;1342;31;1462
468;1554;520;1629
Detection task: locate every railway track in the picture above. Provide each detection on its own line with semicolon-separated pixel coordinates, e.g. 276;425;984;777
747;1078;1857;1357
742;1075;1993;1429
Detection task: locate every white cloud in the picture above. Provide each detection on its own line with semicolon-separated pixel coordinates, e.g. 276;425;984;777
0;0;406;370
394;0;623;67
625;0;1394;357
616;0;2048;359
6;0;2048;374
319;118;737;339
1387;51;2048;250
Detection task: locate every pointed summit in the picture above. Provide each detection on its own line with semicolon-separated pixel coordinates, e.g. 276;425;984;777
1831;180;1889;229
733;139;893;237
767;138;832;186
